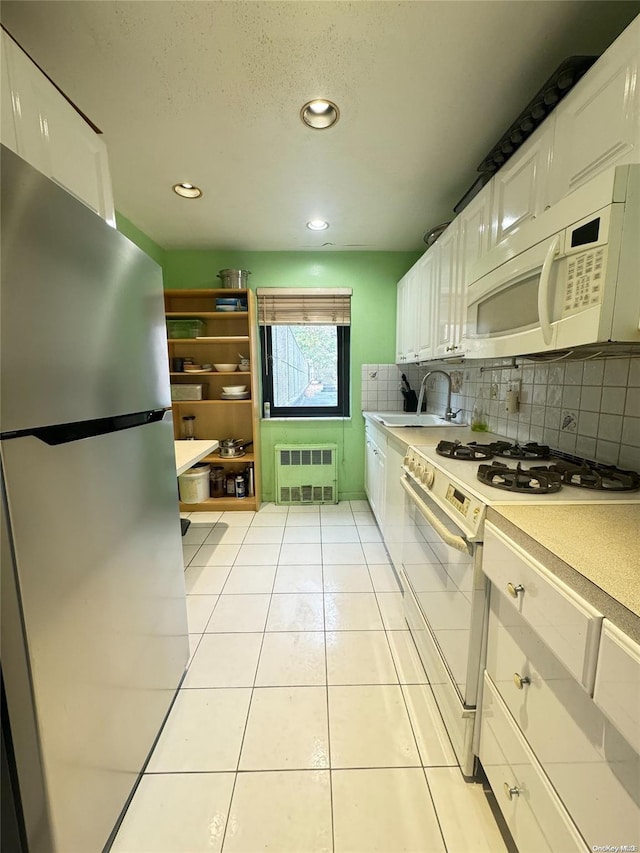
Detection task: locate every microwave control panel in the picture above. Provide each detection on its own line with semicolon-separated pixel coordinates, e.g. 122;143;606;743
563;246;607;316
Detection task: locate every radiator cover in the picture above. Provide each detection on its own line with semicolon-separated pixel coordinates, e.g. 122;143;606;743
275;444;338;505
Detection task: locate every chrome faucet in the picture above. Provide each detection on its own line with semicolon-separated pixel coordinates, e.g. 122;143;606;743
416;370;460;422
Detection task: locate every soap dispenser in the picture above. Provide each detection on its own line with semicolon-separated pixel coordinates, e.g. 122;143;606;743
471;388;488;432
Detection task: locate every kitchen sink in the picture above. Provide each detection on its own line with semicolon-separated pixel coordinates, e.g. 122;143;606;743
372;413;467;427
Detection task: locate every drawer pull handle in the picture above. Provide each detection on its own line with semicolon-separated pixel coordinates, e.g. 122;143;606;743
513;672;531;690
503;783;521;801
506;582;524;598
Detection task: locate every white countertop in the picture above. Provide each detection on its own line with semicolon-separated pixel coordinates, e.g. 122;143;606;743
174;440;219;476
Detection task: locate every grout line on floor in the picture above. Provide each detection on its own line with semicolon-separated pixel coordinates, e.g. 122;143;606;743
321;561;335;853
141;762;459;776
421;766;451;853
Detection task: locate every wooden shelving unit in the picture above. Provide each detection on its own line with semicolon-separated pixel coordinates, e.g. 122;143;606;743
164;288;261;512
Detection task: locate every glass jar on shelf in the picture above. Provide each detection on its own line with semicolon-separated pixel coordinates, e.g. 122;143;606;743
181;415;196;440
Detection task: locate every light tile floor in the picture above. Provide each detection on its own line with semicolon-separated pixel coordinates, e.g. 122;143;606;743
112;501;509;853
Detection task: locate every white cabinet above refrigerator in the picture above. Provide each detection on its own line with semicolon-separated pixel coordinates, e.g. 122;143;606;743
0;30;115;225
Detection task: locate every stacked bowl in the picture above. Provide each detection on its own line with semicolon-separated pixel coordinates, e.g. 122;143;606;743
221;384;249;400
215;297;247;312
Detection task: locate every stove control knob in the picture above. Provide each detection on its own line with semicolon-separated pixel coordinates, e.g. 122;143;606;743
414;462;424;479
422;466;435;489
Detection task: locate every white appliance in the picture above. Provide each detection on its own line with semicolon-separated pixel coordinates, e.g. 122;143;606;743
465;163;640;358
390;442;640;777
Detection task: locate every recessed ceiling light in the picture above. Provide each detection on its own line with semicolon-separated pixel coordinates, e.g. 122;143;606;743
307;220;329;231
172;182;203;199
300;99;339;130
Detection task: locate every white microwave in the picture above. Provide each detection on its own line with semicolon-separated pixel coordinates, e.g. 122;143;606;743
464;164;640;358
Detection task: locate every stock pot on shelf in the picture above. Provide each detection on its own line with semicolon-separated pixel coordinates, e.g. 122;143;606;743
218;438;253;458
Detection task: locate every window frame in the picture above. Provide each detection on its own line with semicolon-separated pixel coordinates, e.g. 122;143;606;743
260;324;351;419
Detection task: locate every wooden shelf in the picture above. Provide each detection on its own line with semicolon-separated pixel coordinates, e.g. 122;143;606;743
166;312;248;318
165;289;248;298
204;452;255;464
170;371;251;377
171;399;252;405
181;496;257;512
167;336;250;344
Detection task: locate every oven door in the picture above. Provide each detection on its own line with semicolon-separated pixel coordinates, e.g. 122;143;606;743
398;472;488;775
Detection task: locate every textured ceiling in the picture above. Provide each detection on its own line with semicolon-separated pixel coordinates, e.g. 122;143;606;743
2;1;639;251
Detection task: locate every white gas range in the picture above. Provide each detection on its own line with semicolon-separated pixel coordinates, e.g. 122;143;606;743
392;439;640;777
404;441;640;541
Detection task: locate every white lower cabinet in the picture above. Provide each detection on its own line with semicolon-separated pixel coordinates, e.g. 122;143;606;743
381;437;407;572
483;523;602;692
364;419;387;527
593;620;640;756
482;586;640;851
480;673;588;853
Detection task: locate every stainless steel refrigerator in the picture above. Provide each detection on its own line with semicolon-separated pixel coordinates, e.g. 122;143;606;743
0;145;189;852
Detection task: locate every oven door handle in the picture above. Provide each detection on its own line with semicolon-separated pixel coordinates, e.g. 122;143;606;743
400;476;472;554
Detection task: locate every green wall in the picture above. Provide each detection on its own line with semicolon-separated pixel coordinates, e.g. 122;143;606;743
116;212;167;269
164;250;419;500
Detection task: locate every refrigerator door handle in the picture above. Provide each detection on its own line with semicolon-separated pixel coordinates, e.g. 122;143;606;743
1;410;166;445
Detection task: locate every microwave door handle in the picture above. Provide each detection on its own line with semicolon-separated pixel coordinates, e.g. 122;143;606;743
538;235;561;346
400;476;471;554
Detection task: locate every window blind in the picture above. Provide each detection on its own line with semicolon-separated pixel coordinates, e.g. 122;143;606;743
257;288;352;326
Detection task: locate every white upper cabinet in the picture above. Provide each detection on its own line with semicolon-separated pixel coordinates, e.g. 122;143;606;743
548;16;640;205
416;248;437;361
1;31;115;225
395;264;420;364
1;35;18;151
489;117;554;249
432;220;461;358
458;181;493;288
395;273;409;363
396;205;481;364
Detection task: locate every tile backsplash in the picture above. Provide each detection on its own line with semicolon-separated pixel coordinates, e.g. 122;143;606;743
361;355;640;470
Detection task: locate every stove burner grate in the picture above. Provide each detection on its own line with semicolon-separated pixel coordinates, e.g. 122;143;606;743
490;441;551;460
436;440;494;461
477;461;563;494
531;460;640;492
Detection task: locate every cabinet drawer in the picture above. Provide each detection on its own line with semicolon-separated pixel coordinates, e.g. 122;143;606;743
483;522;602;691
480;672;588;853
594;620;640;755
486;591;640;850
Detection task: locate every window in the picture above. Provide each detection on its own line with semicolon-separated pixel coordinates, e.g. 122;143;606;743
258;288;351;418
